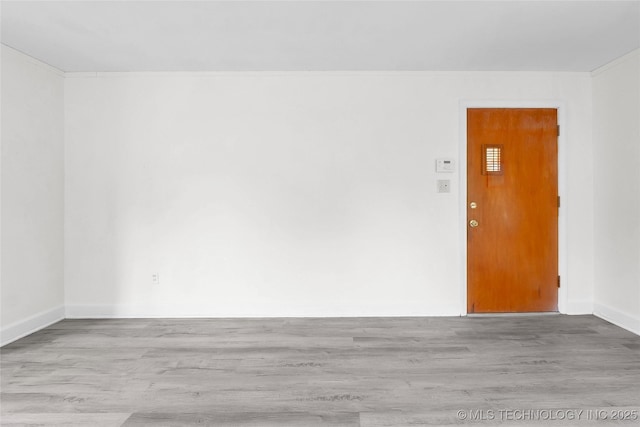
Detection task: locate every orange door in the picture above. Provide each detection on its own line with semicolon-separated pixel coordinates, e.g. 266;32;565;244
467;108;558;313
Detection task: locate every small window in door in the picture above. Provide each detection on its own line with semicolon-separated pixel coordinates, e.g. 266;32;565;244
482;145;503;175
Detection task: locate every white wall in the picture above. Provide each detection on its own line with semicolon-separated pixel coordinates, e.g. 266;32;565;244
593;50;640;335
64;71;593;317
2;43;638;337
1;46;65;345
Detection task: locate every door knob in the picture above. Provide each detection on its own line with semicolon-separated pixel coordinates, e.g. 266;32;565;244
469;220;479;228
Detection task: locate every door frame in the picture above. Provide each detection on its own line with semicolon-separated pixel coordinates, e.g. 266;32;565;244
458;100;568;315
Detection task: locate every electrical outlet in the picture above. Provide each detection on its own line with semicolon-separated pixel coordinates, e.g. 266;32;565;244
152;273;160;284
437;179;451;193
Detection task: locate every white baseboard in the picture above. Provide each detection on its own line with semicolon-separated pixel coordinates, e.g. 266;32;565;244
564;299;593;315
1;305;65;347
65;302;461;319
594;302;640;336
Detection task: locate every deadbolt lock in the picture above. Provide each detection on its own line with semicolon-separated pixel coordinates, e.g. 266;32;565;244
469;220;479;228
469;202;477;209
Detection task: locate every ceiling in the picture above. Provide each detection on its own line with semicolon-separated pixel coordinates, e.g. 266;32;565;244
1;1;639;72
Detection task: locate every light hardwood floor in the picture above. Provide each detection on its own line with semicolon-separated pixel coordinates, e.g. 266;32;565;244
1;315;639;426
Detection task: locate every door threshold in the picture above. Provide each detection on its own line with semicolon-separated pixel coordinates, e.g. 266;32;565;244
466;312;560;317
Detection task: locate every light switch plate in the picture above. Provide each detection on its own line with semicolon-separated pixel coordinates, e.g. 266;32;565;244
437;179;451;193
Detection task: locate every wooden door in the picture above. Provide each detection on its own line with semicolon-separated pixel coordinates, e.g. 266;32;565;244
467;108;558;313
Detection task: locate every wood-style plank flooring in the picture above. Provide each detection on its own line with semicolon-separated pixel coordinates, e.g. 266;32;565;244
1;315;639;426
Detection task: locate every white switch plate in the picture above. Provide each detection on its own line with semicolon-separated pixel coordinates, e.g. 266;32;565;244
152;273;160;284
437;179;451;193
436;158;456;173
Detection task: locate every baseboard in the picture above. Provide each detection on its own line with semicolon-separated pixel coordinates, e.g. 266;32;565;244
0;305;65;347
564;299;593;315
65;303;461;319
594;302;640;336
